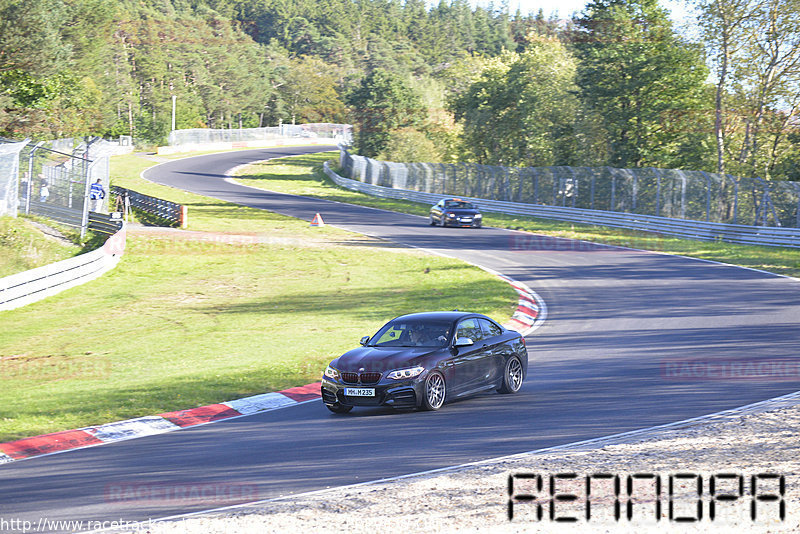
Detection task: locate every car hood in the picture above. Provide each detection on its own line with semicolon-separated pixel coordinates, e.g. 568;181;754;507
332;346;441;373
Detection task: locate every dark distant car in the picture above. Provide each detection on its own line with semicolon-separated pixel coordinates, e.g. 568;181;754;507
429;198;482;228
321;311;527;413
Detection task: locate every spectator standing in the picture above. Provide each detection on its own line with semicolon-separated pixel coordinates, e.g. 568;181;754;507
89;178;106;212
39;180;49;203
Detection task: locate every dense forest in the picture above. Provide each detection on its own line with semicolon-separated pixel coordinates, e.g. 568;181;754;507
0;0;798;180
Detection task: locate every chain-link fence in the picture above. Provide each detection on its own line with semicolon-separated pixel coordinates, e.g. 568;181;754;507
0;140;29;217
0;137;118;237
168;123;353;146
340;150;800;228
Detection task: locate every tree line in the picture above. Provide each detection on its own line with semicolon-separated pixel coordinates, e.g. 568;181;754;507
0;0;798;180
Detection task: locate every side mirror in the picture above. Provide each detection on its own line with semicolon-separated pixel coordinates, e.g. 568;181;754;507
454;337;474;347
360;336;370;346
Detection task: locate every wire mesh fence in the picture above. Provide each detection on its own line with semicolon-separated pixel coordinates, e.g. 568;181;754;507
168;123;353;146
0;140;28;217
340;150;800;228
0;137;119;237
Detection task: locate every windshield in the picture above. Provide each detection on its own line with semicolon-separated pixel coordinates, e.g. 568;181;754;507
444;200;475;210
369;319;452;348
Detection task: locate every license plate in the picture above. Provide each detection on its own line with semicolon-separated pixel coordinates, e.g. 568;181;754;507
344;387;375;397
459;218;472;222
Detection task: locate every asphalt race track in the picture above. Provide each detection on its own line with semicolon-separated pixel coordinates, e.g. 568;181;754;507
3;145;800;531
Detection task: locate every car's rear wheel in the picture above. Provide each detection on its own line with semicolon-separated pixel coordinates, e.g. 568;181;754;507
422;371;446;410
326;403;353;414
429;215;437;226
498;356;524;394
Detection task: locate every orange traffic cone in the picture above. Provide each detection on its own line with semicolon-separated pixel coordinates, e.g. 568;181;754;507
310;213;325;227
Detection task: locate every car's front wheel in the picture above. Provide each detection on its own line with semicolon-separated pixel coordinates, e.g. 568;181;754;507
422;371;446;410
326;403;353;414
498;356;524;394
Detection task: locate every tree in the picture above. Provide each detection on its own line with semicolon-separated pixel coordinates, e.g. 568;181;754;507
735;0;800;178
279;55;345;124
346;68;425;157
571;0;709;168
449;36;581;167
696;0;759;173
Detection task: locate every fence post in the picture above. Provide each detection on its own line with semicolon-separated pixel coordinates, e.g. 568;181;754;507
701;171;711;222
25;142;43;215
79;154;91;239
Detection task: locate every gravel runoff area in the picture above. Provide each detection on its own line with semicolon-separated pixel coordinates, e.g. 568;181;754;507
108;393;800;534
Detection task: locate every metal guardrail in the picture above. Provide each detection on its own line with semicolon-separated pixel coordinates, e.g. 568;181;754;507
88;212;124;235
110;186;185;227
0;224;126;311
323;162;800;248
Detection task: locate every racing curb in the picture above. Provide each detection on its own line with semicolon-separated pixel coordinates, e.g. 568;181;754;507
0;276;543;465
0;383;321;464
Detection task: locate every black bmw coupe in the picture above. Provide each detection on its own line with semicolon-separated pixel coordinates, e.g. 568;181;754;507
321;311;528;413
429;198;483;227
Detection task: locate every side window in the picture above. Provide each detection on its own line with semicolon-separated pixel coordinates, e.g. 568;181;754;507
479;318;503;338
456;318;484;342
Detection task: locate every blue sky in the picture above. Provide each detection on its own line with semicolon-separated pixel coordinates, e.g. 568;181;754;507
478;0;696;24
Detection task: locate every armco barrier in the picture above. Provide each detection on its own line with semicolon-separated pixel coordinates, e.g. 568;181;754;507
111;186;185;228
0;224;126;311
323;163;800;248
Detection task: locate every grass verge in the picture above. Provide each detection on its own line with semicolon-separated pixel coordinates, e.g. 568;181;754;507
234;152;800;279
0;151;516;442
0;216;86;278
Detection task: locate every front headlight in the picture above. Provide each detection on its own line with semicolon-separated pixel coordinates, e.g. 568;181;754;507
475;213;482;218
446;212;455;218
387;366;425;380
324;365;340;380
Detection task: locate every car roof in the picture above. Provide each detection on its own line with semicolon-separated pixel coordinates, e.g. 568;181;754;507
389;311;486;322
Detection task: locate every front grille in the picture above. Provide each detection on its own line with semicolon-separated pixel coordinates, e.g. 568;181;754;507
360;372;382;384
342;372;359;383
341;372;382;384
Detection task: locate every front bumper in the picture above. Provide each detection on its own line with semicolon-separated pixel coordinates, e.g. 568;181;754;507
321;376;423;409
444;216;481;227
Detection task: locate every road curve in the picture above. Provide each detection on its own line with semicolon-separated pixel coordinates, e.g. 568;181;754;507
2;145;800;531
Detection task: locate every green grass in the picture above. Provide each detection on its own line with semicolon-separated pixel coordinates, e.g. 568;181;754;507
234;152;800;279
0;216;83;277
0;151;517;442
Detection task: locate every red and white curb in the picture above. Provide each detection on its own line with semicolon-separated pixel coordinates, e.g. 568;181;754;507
495;274;546;336
0;383;321;464
0;275;545;465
